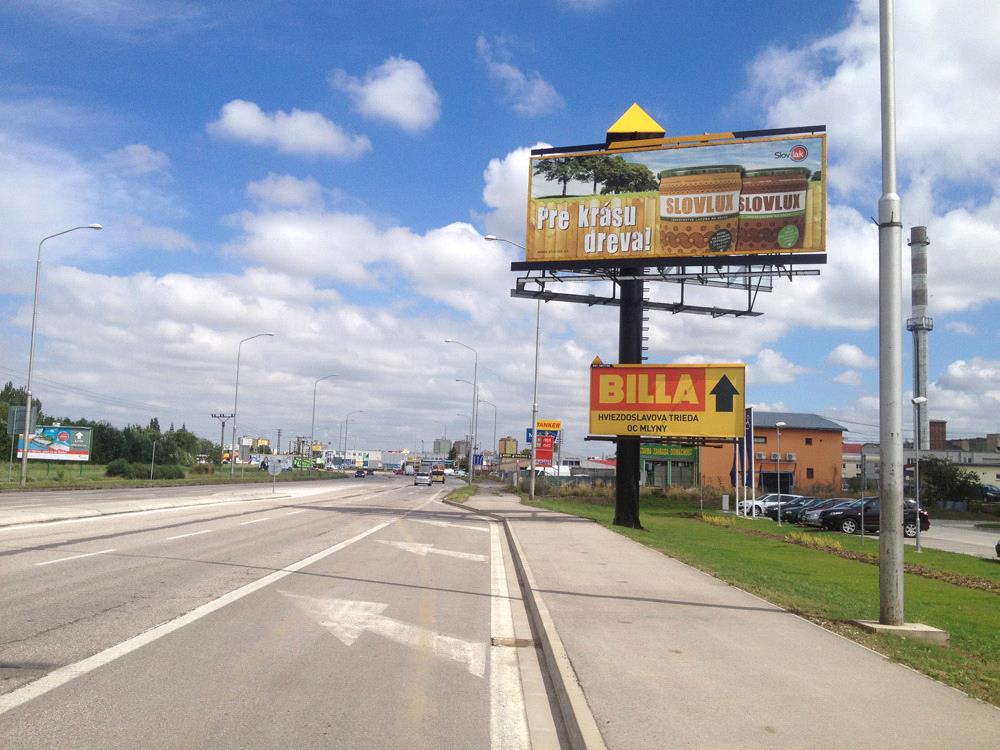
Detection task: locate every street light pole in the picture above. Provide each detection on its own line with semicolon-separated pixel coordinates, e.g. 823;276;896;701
484;235;540;500
912;396;927;553
311;373;338;458
456;412;472;479
481;399;497;476
445;339;478;484
150;439;158;480
343;410;364;460
230;332;275;477
19;224;102;487
776;421;787;525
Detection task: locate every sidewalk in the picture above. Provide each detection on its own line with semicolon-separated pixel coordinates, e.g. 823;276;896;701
465;494;1000;750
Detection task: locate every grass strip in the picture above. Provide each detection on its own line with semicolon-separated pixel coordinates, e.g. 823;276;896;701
446;482;479;504
528;494;1000;707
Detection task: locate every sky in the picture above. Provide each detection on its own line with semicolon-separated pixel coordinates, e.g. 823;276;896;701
1;0;998;456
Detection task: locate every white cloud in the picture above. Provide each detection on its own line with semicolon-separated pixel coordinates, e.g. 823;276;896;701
476;36;564;117
833;370;862;386
827;343;876;369
107;143;170;175
247;173;325;209
123;215;195;252
944;321;976;335
330;57;440;133
478;142;549;243
207;99;371;159
747;349;809;385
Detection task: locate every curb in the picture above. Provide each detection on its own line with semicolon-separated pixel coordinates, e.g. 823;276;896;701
444;498;607;750
0;493;293;529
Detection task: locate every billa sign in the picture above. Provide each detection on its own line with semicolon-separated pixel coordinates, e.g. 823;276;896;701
527;131;826;264
589;363;745;438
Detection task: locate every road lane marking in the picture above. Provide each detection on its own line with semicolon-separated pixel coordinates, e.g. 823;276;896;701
239;517;271;525
490;522;529;749
377;539;487;562
35;549;116;567
285;509;307;516
409;518;490;533
282;593;486;677
0;494;441;717
167;530;214;540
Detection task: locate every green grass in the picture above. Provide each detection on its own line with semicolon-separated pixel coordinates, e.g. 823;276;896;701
975;522;1000;530
446;482;480;503
0;462;346;492
532;191;657;202
526;493;1000;706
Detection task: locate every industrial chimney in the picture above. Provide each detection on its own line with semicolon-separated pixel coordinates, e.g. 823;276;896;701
906;226;932;451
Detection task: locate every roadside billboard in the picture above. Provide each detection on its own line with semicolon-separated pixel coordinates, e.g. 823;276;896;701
528;132;825;264
17;426;92;462
589;363;745;439
536;419;562;431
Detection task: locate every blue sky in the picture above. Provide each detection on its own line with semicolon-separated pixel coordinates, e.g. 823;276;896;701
1;0;998;455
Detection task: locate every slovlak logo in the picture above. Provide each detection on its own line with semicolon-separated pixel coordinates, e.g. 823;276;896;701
790;144;808;162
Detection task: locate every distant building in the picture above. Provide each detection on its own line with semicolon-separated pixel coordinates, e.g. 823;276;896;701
930;419;947;450
433;438;452;455
453;439;470;457
498;436;518;455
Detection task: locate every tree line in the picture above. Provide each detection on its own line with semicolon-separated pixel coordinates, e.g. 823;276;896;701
0;381;216;466
533;154;658;197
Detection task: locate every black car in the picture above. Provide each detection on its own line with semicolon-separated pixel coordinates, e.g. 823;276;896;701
821;498;929;538
765;496;815;522
354;469;366;478
800;498;857;527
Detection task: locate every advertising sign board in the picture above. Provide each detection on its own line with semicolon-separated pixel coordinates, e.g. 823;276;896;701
17;426;93;462
528;132;826;265
640;444;698;460
535;419;562;431
589;363;745;439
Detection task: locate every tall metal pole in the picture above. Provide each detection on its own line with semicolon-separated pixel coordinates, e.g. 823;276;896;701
311;374;337;458
878;0;905;626
530;299;540;501
445;339;478;485
20;224;102;487
149;440;157;480
614;268;643;528
230;332;274;478
912;396;927;553
776;422;785;525
481;400;497;476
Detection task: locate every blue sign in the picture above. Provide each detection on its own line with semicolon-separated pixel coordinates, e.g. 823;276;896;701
526;428;559;444
474;454;483;465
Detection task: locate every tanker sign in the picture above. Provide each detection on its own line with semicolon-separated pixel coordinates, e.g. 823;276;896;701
589;363;745;439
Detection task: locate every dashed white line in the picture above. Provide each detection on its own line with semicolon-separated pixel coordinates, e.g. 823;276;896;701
239;517;271;525
285;509;307;516
167;530;214;540
35;549;116;567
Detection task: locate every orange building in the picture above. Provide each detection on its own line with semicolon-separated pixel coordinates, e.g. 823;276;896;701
700;412;845;494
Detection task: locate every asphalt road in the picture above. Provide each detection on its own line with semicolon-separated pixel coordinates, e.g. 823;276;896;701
0;477;532;748
916;519;1000;558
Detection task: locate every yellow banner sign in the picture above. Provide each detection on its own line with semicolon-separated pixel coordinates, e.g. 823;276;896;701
528;132;826;264
535;419;562;431
589;363;745;438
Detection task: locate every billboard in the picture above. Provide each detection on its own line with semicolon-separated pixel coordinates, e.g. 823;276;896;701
527;132;825;264
589;363;745;439
536;419;562;431
17;426;93;462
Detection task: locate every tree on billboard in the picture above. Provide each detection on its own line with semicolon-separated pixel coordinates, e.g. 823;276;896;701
533;157;586;197
600;158;657;194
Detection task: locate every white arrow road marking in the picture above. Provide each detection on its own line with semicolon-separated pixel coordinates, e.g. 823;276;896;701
409;518;490;533
283;593;486;678
376;539;488;562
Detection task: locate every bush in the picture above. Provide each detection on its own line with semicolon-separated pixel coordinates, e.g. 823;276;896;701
104;459;184;480
105;458;132;477
153;465;185;479
702;513;736;527
787;531;844;552
190;464;214;475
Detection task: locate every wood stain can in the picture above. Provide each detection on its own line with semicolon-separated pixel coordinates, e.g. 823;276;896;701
737;167;811;251
658;166;743;254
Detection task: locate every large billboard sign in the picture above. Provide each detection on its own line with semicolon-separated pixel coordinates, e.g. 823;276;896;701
527;132;825;264
589;363;745;439
17;426;93;462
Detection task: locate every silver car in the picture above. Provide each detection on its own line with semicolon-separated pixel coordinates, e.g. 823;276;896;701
413;472;431;487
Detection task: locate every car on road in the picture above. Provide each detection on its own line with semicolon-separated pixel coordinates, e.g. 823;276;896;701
414;472;432;486
820;497;930;537
354;469;366;478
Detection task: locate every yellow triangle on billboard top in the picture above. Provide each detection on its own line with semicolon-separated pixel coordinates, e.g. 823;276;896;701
607;104;665;137
591;355;604;366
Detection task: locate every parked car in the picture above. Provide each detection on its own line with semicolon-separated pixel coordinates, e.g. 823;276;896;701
742;493;805;517
414;472;432;486
801;498;858;527
981;484;1000;502
764;496;815;522
820;497;930;537
354;469;366;478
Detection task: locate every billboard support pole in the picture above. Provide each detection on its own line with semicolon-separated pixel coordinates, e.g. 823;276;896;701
614;268;644;528
878;0;905;626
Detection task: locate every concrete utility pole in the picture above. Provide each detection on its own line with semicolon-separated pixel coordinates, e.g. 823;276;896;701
877;0;905;626
907;227;932;451
277;429;282;454
211;413;234;460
